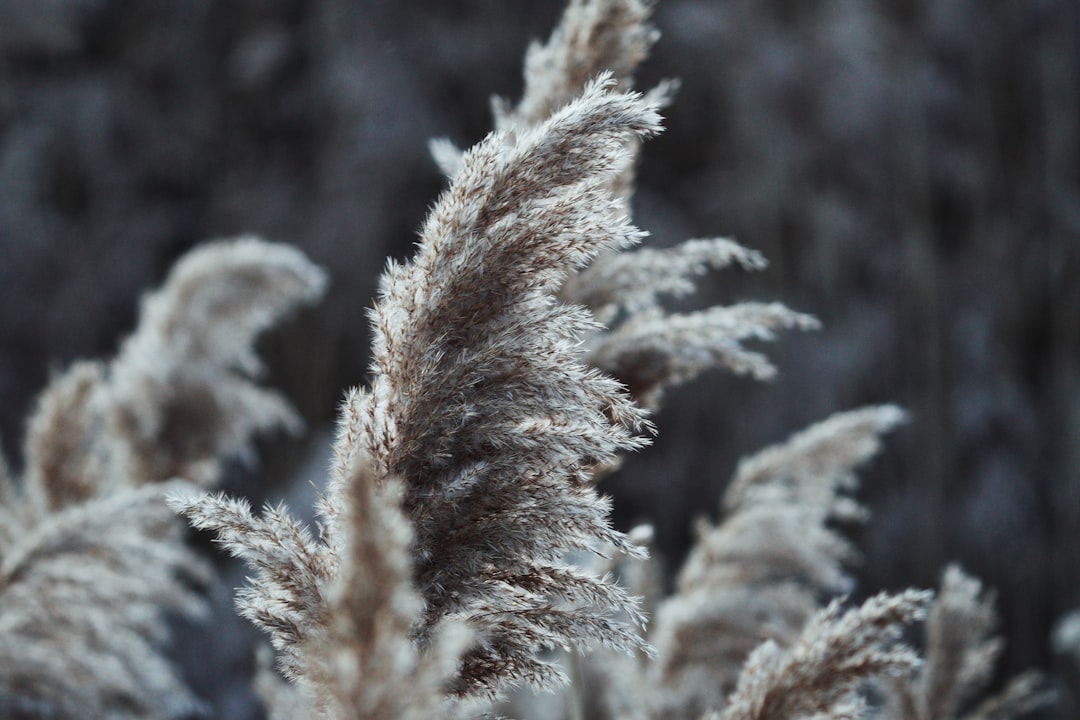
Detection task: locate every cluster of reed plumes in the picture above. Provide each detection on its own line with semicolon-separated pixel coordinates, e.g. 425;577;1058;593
1;1;1070;718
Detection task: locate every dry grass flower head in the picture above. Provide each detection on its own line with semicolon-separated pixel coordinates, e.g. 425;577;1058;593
0;237;325;718
882;565;1053;720
176;73;671;713
643;405;908;717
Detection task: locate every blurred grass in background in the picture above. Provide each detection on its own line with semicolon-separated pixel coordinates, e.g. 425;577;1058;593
1;1;1077;716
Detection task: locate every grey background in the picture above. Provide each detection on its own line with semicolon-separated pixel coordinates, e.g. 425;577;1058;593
1;1;1078;716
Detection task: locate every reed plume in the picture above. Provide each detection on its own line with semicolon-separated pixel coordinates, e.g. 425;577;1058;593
1;237;325;718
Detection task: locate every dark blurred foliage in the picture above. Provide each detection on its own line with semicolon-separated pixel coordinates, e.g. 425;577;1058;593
1;1;1078;717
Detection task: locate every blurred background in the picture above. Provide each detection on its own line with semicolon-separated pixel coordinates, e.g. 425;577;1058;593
1;0;1078;717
